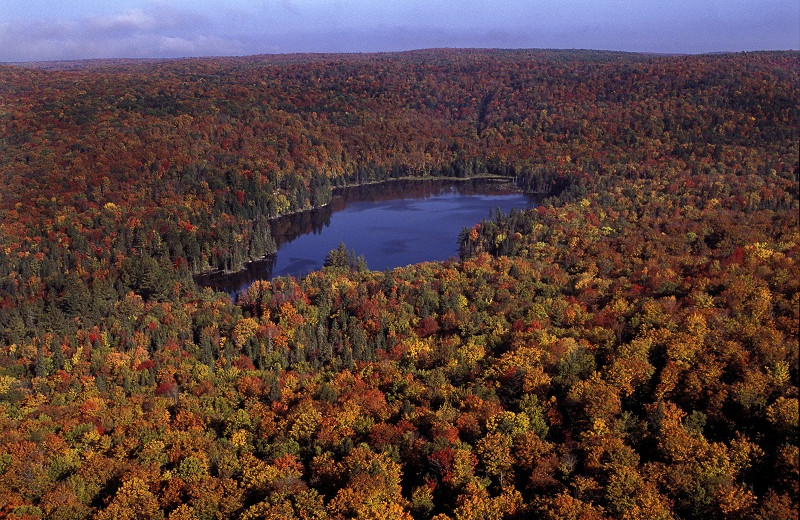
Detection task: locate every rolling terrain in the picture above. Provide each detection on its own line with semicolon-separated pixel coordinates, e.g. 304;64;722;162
0;49;797;519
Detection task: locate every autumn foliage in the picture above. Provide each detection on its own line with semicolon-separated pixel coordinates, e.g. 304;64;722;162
0;49;798;519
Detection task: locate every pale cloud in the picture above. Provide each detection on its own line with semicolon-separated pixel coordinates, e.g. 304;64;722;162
0;4;240;62
86;10;158;34
85;4;211;35
0;0;797;62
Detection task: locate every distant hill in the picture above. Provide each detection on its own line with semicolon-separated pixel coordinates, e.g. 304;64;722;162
0;49;797;520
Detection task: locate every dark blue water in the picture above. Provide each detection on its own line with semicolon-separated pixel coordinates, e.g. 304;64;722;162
198;179;535;296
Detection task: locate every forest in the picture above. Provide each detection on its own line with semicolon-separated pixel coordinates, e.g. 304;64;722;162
0;49;797;519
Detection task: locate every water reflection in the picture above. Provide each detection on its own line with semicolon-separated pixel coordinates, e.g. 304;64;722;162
196;178;535;296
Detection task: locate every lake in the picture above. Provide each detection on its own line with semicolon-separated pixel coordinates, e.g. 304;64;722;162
196;179;537;296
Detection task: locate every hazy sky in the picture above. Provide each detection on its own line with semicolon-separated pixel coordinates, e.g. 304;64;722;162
1;1;798;62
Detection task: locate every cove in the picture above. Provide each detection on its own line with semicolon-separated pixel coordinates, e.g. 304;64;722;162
196;179;537;296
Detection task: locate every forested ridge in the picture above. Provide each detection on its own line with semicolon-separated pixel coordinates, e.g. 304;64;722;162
0;49;797;519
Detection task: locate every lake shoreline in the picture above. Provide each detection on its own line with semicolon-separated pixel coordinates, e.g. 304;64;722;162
195;177;537;295
193;174;529;281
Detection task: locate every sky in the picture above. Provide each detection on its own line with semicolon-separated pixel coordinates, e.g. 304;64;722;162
0;1;798;62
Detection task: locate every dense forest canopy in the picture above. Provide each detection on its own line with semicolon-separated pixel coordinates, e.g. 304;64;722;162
0;49;798;519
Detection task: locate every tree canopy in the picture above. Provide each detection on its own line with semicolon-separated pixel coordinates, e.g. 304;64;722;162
0;49;797;519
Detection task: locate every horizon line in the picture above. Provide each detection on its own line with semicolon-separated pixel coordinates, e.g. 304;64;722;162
3;46;799;67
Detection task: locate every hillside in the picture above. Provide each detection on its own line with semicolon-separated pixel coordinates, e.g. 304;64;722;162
0;49;798;519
